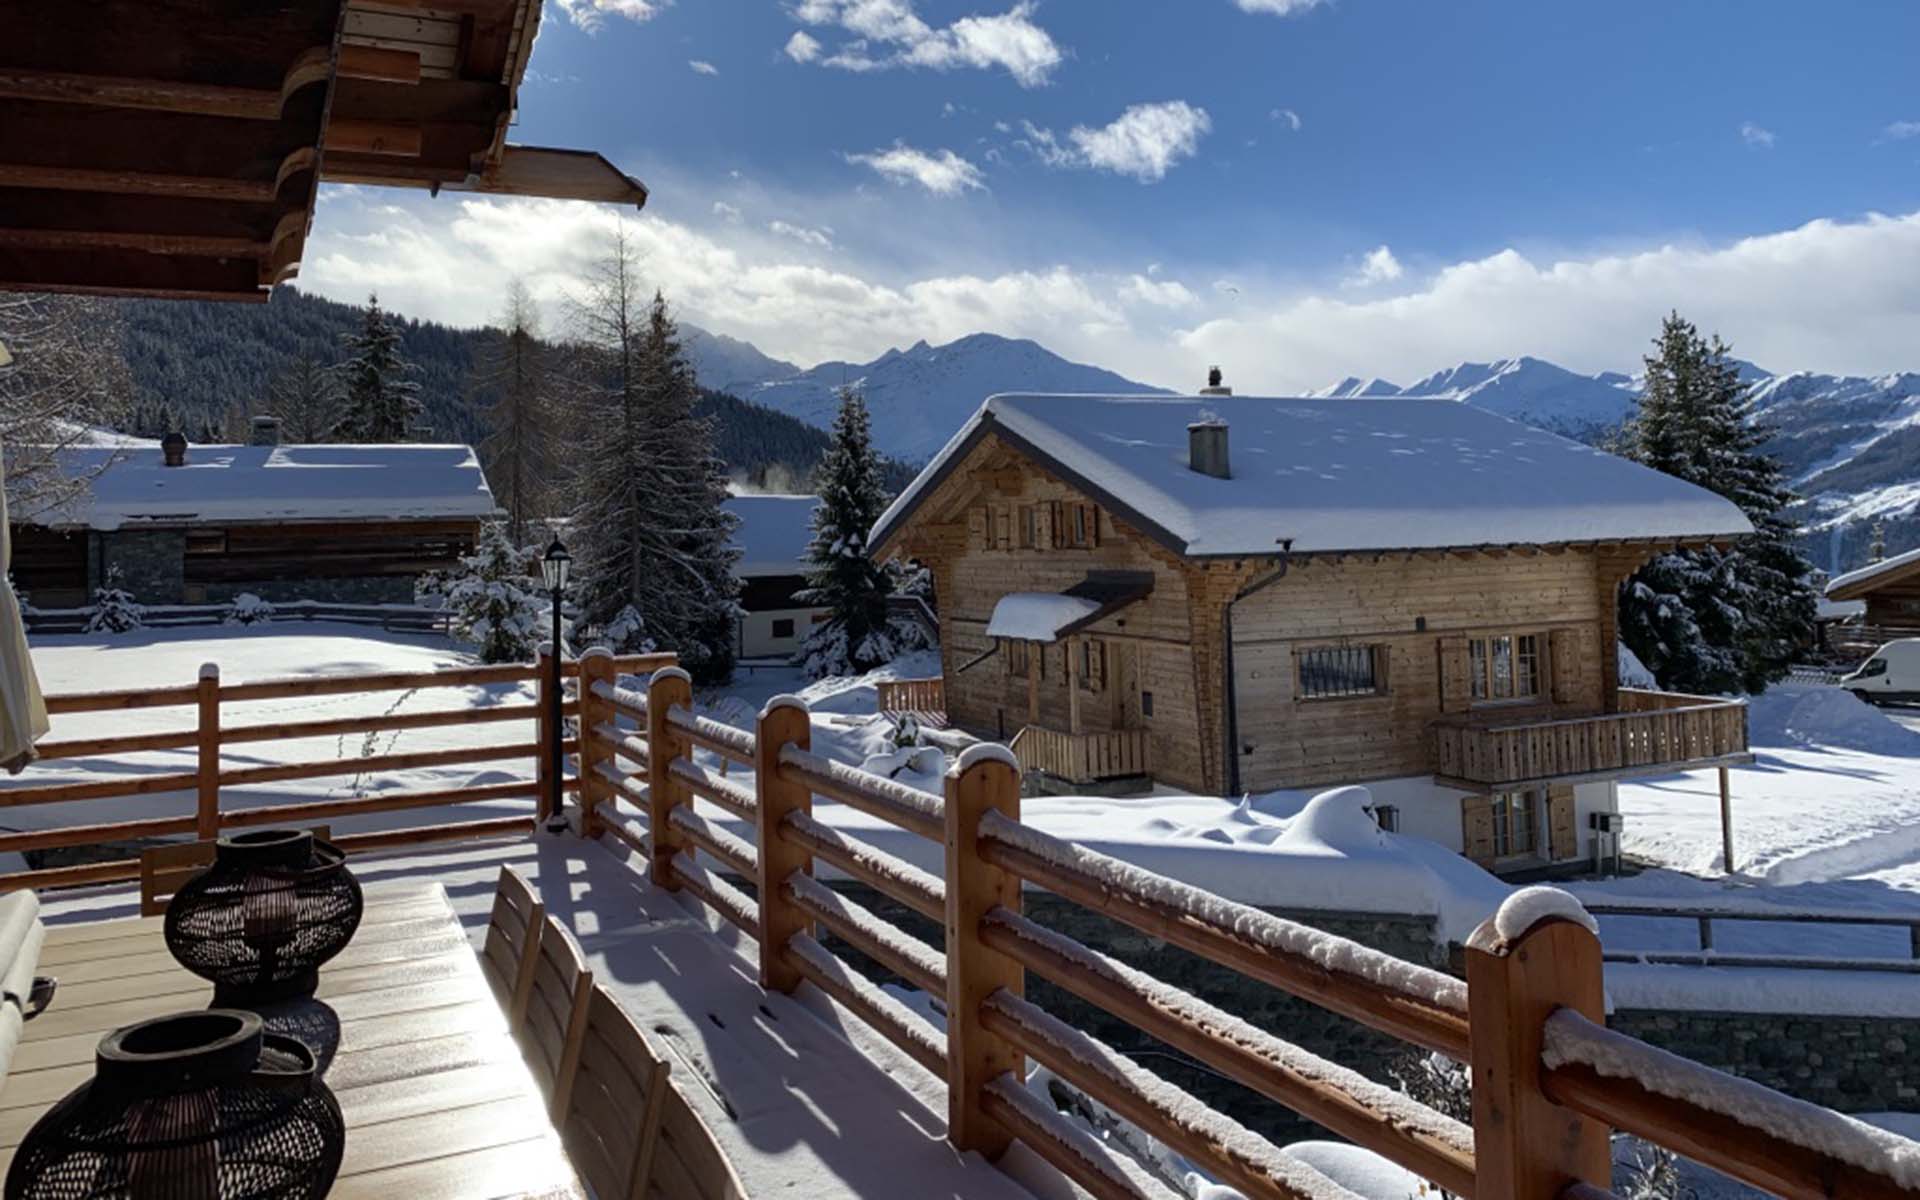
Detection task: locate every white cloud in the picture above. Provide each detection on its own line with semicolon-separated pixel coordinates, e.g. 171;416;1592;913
300;193;1920;400
844;143;986;195
711;201;742;223
1235;0;1328;14
1271;107;1302;131
1741;121;1776;148
688;59;719;76
1023;101;1211;182
1346;244;1403;286
1119;273;1198;308
788;0;1062;87
783;31;822;63
769;219;834;249
554;0;668;34
1884;120;1920;141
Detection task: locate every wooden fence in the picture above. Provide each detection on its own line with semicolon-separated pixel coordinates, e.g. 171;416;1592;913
23;599;451;635
573;649;1920;1200
0;649;674;892
1008;724;1150;784
875;675;945;716
1587;899;1920;973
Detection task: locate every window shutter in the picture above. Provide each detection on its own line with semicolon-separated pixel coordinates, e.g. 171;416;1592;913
1438;636;1471;713
1547;784;1577;861
967;506;986;547
1048;501;1063;548
1088;639;1107;692
1461;795;1495;866
1086;504;1102;546
995;506;1012;549
1037;502;1054;549
1549;628;1579;704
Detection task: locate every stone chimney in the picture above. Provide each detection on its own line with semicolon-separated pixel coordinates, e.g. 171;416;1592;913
251;415;282;447
1188;415;1229;480
160;431;187;467
1199;365;1232;397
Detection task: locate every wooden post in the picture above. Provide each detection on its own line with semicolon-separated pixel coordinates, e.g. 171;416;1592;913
944;744;1024;1157
1465;899;1611;1200
1718;765;1735;876
1065;636;1081;735
195;663;220;840
577;649;614;839
535;643;555;827
645;667;693;889
754;695;812;992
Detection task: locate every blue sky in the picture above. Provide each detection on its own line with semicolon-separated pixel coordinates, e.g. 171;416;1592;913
305;1;1920;391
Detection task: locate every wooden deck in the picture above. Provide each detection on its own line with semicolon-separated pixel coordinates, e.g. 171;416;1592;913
1;881;583;1199
1432;687;1751;791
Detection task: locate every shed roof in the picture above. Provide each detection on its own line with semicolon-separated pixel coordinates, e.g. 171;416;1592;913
871;393;1754;559
723;493;820;577
9;443;498;530
1826;548;1920;600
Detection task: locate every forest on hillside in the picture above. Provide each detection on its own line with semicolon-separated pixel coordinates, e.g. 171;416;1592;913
112;287;911;491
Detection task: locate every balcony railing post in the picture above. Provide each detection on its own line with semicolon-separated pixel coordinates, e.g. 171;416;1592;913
577;648;614;839
944;744;1024;1157
646;667;694;889
1465;895;1611;1200
196;663;220;840
755;695;812;992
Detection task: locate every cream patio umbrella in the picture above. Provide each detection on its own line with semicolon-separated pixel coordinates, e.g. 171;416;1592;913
0;345;51;774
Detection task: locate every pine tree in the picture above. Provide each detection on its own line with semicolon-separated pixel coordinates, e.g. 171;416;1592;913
566;229;739;682
331;293;420;443
444;522;553;663
798;387;901;678
476;279;555;542
269;351;339;443
1619;313;1816;693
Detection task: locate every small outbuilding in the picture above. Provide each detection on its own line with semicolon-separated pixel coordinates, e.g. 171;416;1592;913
723;493;828;661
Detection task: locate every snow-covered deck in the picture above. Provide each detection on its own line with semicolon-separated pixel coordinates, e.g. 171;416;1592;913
40;836;1049;1200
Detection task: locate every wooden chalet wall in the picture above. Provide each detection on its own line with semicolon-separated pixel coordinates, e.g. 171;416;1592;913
1227;551;1609;792
887;433;1215;793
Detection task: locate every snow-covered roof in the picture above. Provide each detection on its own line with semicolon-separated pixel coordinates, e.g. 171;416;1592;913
10;444;497;530
723;493;820;577
983;572;1155;642
872;394;1755;558
1826;547;1920;599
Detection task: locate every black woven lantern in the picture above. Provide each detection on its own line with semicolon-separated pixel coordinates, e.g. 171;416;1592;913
4;1009;345;1200
164;830;363;1006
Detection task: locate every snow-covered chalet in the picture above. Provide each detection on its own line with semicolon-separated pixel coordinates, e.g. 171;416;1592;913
871;386;1757;875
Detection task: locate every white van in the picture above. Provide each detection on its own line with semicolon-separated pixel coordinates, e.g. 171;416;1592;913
1840;639;1920;704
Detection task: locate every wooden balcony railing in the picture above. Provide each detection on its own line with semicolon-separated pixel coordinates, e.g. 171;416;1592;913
875;675;945;716
1433;688;1750;790
573;652;1920;1200
1008;724;1149;783
0;649;676;892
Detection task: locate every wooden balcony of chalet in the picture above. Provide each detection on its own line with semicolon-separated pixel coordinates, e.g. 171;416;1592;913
1008;724;1150;787
1432;687;1752;791
0;656;1915;1200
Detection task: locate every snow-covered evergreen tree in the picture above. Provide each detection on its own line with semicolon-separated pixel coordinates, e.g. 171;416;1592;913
565;229;738;681
1618;313;1815;693
1;294;133;518
330;293;420;443
221;592;276;625
83;566;144;634
444;522;553;663
797;387;901;678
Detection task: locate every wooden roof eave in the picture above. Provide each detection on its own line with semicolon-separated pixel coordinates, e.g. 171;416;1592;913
320;144;647;207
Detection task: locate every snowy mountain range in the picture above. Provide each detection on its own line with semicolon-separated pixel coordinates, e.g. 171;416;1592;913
679;326;1920;574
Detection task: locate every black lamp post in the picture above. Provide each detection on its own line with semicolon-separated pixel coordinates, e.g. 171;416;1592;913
540;539;571;833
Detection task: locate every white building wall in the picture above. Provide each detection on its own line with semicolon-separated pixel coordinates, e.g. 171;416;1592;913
1354;774;1619;871
737;606;828;660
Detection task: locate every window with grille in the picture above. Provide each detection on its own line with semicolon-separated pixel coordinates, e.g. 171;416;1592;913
1491;791;1539;858
1469;633;1542;702
1297;645;1381;699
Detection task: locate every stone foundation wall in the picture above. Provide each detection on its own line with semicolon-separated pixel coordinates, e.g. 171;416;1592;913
1613;1009;1920;1113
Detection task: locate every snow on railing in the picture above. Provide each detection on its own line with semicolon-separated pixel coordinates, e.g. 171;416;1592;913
570;668;1920;1200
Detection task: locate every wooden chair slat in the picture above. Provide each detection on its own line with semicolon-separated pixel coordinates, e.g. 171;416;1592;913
137;825;330;916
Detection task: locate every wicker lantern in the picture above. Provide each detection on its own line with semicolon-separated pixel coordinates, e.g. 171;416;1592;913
5;1009;345;1200
164;830;362;1006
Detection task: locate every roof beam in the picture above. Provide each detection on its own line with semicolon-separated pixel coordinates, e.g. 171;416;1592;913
0;51;332;121
0;164;276;203
0;229;267;259
338;45;422;85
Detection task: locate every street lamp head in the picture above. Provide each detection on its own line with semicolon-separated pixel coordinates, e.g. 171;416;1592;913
540;539;571;592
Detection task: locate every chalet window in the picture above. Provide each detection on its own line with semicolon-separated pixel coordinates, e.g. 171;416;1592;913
1018;506;1038;549
1490;791;1539;858
1055;502;1097;548
1469;633;1542;702
184;530;227;556
1297;644;1381;699
1005;639;1032;679
1077;639;1107;692
771;618;795;638
1140;690;1154;718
